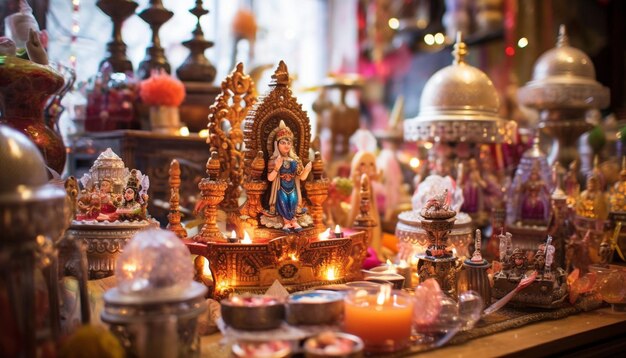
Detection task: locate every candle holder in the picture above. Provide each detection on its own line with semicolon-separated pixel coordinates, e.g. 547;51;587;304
96;0;138;73
416;191;461;297
137;0;174;79
344;285;413;354
457;230;491;308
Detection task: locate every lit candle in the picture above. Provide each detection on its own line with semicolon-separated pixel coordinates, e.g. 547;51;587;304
344;285;413;353
319;228;331;240
334;225;344;238
227;230;239;243
396;259;412;289
241;231;252;244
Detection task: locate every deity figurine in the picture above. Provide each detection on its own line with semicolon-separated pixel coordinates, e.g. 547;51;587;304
533;248;546;275
563;160;580;207
516;161;550;225
116;170;149;221
97;178;121;220
575;175;608;220
76;189;101;221
460;158;488;224
261;120;313;232
609;157;626;213
508;248;528;279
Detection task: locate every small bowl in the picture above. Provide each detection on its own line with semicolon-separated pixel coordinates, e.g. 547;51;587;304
365;274;405;290
304;331;364;358
221;295;285;331
232;340;292;358
286;290;344;325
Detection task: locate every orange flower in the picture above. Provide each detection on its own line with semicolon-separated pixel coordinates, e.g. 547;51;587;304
139;70;185;107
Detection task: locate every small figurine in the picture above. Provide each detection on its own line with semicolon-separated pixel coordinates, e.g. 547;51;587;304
533;248;546;274
563;159;580;207
116;170;148;221
598;239;613;267
575;175;608;220
508;248;527;279
261;120;313;232
97;178;121;218
565;231;593;273
609;157;626;212
470;229;483;263
460;158;488;224
517;161;550;225
544;236;556;275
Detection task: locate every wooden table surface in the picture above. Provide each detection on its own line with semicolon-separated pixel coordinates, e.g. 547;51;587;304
200;308;626;357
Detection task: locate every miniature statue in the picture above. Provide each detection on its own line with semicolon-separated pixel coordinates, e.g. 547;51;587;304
598;239;613;267
97;178;121;218
76;189;101;221
517;161;550;224
544;236;556;275
508;248;527;279
575;175;608;220
460;158;488;223
565;231;593;273
609;157;626;213
470;229;483;263
116;170;148;221
563;159;580;207
533;248;546;274
260;120;313;232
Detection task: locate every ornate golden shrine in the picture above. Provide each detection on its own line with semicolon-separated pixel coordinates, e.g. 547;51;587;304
173;62;372;299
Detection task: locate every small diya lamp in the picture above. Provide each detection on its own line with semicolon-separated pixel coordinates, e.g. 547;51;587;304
220;294;285;331
304;331;364;358
286;290;344;325
232;340;292;358
227;230;239;243
334;224;344;238
343;285;413;354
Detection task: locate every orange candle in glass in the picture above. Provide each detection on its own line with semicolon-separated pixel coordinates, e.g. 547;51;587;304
343;285;414;353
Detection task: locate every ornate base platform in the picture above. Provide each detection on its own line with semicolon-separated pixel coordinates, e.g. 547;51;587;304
417;256;459;297
492;268;568;309
62;219;159;279
396;210;473;257
187;230;367;300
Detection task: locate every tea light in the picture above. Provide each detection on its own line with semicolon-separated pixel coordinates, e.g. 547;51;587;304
232;340;291;358
344;285;413;353
304;331;364;357
221;295;285;331
334;225;344;238
227;230;239;243
241;230;252;244
396;260;412;289
319;228;331;240
365;274;405;290
287;290;343;325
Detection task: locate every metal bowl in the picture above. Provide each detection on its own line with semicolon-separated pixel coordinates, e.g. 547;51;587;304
304;332;364;358
221;295;285;331
286;290;344;326
232;340;292;358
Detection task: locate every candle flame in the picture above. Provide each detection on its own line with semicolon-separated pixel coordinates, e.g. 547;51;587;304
325;266;338;280
398;259;409;268
122;262;137;273
376;284;392;305
452;248;458;257
319;228;331;240
334;224;342;234
179;126;190;137
289;253;298;261
198;129;209;138
231;230;237;238
242;231;252;244
202;257;211;277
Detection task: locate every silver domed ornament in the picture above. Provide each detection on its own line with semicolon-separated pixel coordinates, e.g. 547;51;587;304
518;25;610;167
404;32;515;144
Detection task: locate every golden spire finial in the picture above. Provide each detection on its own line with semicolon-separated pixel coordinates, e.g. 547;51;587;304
557;24;569;48
270;60;290;86
453;31;468;65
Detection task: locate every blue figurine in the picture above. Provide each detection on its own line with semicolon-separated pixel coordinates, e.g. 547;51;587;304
263;120;312;232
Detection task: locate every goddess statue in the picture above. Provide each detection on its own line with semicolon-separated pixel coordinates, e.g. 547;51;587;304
609;158;626;213
261;120;313;232
516;161;550;225
576;175;608;220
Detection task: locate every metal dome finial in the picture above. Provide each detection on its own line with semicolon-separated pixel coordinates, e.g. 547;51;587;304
557;24;569;48
453;31;468;65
